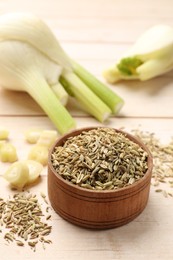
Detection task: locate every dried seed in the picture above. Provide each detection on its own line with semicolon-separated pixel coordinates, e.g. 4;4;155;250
159;179;166;183
81;174;90;182
46;215;51;220
43;239;52;244
132;129;173;198
0;192;52;249
42;197;49;204
4;233;14;241
28;241;38;247
81;183;93;189
16;240;24;246
51;128;149;191
40;192;46;199
30;233;39;240
95;181;103;187
103;181;113;188
76;173;84;184
129;177;135;185
23;231;28;241
40;229;51;236
155;189;163;193
95;186;103;190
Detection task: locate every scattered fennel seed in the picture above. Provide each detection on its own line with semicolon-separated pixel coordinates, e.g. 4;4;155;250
132;129;173;198
0;192;52;250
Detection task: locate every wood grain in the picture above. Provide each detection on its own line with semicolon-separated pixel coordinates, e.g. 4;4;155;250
0;0;173;259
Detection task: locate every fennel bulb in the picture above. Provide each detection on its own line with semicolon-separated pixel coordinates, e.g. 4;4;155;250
103;25;173;82
0;40;74;134
0;12;124;134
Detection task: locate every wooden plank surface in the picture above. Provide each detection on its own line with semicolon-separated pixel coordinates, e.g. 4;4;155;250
0;0;173;259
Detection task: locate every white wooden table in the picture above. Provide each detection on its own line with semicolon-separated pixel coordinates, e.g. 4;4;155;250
0;0;173;259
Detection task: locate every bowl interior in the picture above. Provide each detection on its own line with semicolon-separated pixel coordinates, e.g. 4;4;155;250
48;127;153;195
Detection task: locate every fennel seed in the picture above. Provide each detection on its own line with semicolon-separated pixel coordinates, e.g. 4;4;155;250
132;129;173;198
52;127;148;190
16;240;24;246
0;192;52;250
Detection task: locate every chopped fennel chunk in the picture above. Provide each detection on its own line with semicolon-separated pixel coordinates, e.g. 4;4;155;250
37;130;58;148
24;128;43;144
0;143;18;162
0;129;9;140
3;161;29;189
28;145;48;166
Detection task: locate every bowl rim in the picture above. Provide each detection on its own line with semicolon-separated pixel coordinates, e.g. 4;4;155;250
48;126;153;195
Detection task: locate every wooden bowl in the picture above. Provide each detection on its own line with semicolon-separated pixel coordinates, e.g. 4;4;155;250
48;127;153;229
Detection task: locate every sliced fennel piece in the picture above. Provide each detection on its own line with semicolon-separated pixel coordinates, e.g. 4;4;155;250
3;161;29;189
72;61;124;114
24;128;43;144
60;71;112;122
37;130;58;148
0;128;9;140
0;140;6;150
28;145;49;166
103;24;173;82
23;160;43;184
0;143;18;162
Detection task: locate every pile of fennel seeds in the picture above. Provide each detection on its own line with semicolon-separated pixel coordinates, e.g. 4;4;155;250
0;192;52;251
51;127;148;190
132;129;173;198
